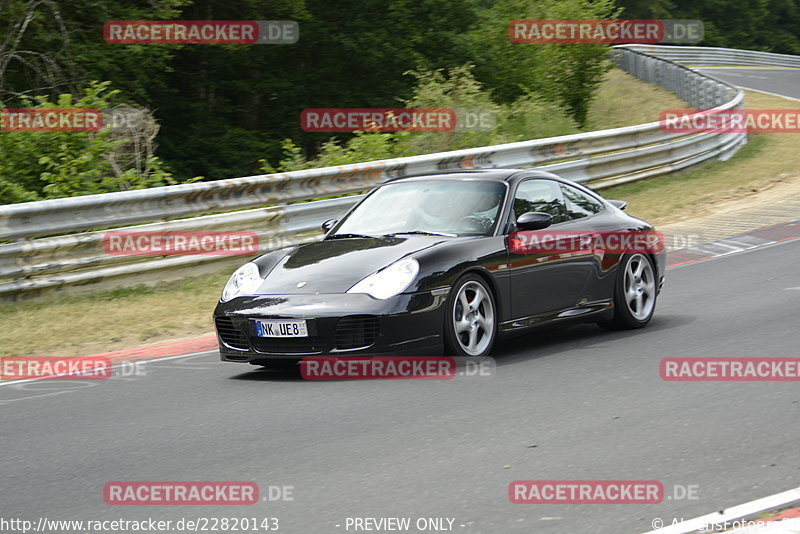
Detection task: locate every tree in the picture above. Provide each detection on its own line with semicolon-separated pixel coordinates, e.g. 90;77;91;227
0;0;186;105
149;0;482;179
471;0;618;126
0;82;181;204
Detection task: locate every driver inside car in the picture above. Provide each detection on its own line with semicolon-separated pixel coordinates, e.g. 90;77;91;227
417;187;502;235
450;189;503;234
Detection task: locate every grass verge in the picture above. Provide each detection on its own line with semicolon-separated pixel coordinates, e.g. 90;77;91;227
602;91;800;224
585;68;688;129
0;272;230;356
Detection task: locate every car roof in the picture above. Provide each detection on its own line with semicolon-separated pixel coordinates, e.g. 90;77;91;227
385;169;564;184
382;169;607;203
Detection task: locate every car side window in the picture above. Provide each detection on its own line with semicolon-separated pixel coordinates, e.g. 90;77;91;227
512;179;569;225
560;183;604;220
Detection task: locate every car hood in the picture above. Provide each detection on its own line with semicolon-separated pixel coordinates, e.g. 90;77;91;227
253;236;445;294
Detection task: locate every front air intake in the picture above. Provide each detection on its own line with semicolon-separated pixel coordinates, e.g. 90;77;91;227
334;315;380;350
215;317;250;351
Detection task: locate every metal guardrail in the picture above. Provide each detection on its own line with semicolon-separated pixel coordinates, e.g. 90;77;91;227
620;44;800;68
0;195;362;297
0;45;759;300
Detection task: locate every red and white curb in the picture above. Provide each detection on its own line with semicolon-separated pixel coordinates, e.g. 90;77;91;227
733;508;800;533
0;335;217;387
643;487;800;533
666;220;799;268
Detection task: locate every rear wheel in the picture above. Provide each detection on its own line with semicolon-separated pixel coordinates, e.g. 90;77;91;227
599;253;657;330
444;274;497;357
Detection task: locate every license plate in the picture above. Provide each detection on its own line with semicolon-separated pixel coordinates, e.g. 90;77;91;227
255;319;308;338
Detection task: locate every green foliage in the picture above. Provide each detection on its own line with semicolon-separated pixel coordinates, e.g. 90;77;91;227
261;133;408;173
261;65;579;173
4;0;799;196
471;0;618;126
618;0;800;55
0;0;189;104
615;0;675;18
400;65;580;153
0;82;183;204
151;0;481;179
497;92;583;140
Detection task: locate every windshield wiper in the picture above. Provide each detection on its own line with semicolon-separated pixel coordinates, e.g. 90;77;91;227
384;231;457;237
326;233;375;239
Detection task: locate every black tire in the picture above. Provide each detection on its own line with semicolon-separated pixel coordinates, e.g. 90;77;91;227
443;274;497;357
598;253;657;330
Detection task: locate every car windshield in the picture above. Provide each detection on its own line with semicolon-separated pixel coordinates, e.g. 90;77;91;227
331;179;506;238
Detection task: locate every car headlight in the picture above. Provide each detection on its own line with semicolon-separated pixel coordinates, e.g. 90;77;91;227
347;257;419;299
221;262;262;302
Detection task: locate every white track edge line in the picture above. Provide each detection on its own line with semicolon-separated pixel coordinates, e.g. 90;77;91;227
735;86;800;101
669;236;797;270
641;486;800;534
0;349;217;387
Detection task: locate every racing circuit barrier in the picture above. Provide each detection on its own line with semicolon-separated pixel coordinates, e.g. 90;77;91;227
0;44;770;300
619;44;800;68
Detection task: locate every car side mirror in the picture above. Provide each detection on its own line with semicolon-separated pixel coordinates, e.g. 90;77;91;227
321;219;338;233
608;199;628;211
516;211;553;230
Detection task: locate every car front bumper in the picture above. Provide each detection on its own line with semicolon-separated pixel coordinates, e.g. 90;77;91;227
213;289;450;364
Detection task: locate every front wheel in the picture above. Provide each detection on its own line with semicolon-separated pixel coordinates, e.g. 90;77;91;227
598;253;657;330
443;274;497;357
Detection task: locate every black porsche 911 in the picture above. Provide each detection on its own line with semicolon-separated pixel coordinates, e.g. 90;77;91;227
214;169;665;363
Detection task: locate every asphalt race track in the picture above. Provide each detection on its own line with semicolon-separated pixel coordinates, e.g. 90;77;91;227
2;235;799;534
697;68;800;99
1;70;799;534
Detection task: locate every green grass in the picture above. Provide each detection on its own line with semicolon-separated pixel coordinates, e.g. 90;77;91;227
585;68;689;129
601;91;800;224
0;272;230;356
